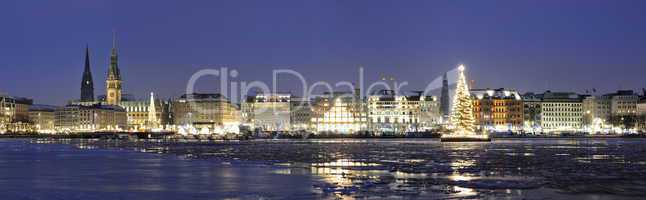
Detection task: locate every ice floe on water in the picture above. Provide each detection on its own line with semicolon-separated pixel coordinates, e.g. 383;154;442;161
26;138;646;199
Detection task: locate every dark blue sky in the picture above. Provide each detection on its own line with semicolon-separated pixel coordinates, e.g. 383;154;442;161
2;0;645;105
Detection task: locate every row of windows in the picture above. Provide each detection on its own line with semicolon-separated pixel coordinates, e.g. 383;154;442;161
543;108;582;112
542;118;582;122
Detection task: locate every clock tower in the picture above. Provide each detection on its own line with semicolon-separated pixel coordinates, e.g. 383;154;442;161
106;33;122;105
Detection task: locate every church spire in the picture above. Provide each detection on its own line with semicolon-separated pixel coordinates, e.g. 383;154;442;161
108;31;120;80
106;32;123;105
440;72;450;120
80;44;94;102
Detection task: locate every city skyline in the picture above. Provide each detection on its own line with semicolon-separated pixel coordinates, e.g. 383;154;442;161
3;0;646;105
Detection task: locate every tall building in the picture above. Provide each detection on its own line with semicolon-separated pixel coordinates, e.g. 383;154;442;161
440;73;450;120
471;88;524;132
106;34;122;105
80;45;94;102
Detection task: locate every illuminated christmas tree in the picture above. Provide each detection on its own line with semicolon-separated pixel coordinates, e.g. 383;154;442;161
442;65;488;141
449;65;475;134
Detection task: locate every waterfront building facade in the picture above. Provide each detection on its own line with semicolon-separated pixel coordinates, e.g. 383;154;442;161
245;94;291;132
367;90;414;134
540;92;583;133
367;90;439;134
311;91;368;134
609;90;639;116
119;96;167;130
54;105;127;132
0;94;15;133
290;97;312;131
171;93;240;131
7;97;34;132
639;97;646;116
471;88;523;132
522;93;542;133
28;105;58;133
414;95;441;131
638;97;646;132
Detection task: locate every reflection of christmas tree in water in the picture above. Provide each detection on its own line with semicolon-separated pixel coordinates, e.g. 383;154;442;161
442;65;490;142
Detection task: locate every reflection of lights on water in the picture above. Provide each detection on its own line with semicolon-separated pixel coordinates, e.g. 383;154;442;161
312;159;381;167
311;167;354;186
393;171;428;179
453;186;477;196
575;154;625;164
272;168;292;175
311;159;386;187
448;174;475;181
450;159;476;169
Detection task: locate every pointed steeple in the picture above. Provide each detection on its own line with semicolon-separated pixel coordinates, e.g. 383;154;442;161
80;44;94;102
108;31;120;80
440;72;450;119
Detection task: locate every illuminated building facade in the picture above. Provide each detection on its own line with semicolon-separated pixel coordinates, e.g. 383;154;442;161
311;91;367;134
13;97;33;123
172;93;240;129
639;97;646;116
471;88;523;132
609;90;639;116
245;94;291;132
0;94;15;133
638;97;646;132
29;105;58;133
290;97;312;131
412;95;441;131
540;91;583;133
367;90;439;134
119;97;167;130
55;105;127;132
6;97;34;132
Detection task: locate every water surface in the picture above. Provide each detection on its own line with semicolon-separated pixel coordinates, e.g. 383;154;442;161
3;138;646;199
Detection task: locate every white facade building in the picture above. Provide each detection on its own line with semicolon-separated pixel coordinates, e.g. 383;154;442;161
539;92;583;133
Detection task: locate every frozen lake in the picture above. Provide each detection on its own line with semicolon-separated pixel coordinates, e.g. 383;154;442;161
3;138;646;199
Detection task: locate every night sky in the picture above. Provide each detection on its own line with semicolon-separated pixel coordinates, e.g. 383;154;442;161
2;0;645;105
